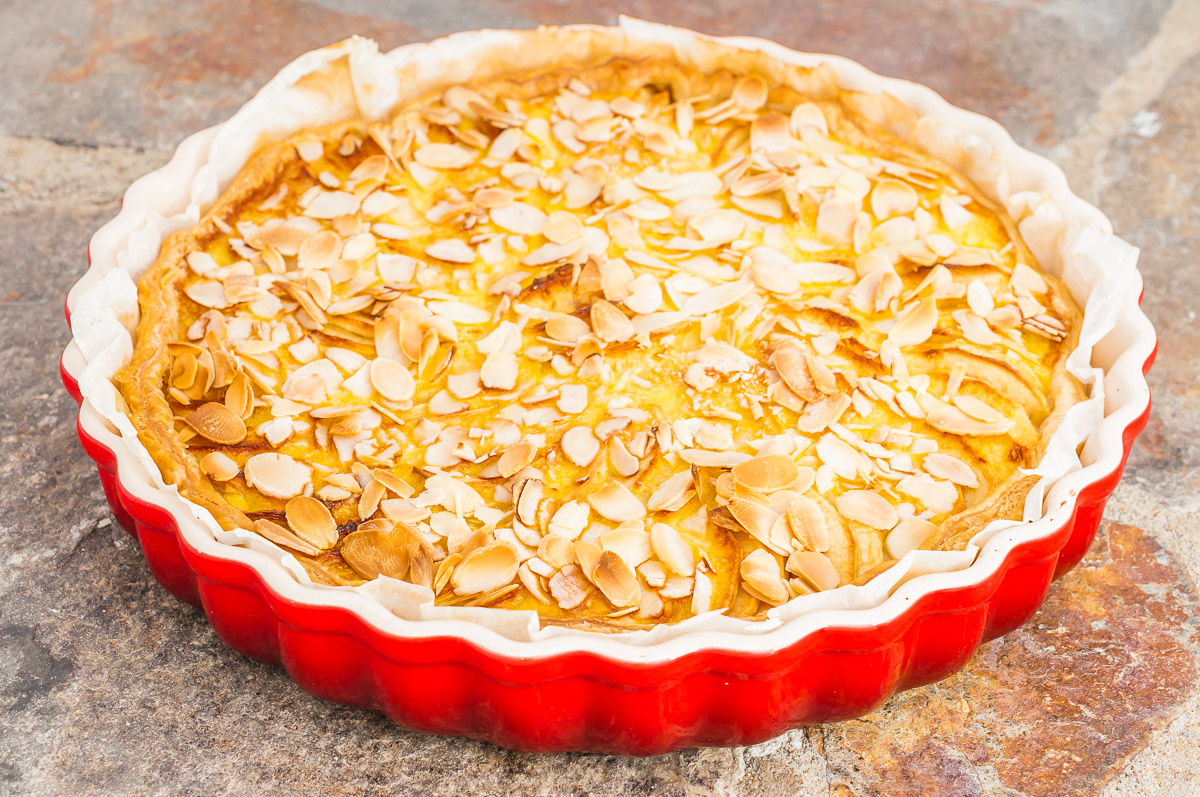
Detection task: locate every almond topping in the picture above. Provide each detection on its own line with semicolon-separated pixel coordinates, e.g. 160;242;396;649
587;481;645;522
834;490;899;531
452;542;519;595
740;549;788;604
886;518;939;559
732;454;800;493
590;300;635;343
243;453;311;500
591;550;641;608
497;441;537;478
284;496;338;550
184;402;247;445
369;358;416;402
786;550;841;591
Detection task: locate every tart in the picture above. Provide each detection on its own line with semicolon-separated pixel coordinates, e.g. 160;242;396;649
116;56;1083;630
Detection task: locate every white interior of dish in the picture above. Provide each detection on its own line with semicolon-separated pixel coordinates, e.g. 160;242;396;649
64;19;1155;662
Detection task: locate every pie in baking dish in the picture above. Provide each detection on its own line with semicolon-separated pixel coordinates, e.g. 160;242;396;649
116;56;1082;629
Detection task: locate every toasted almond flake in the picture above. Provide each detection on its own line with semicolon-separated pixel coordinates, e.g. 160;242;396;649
489;201;547;235
896;474;959;514
679;449;752;467
358;479;385;520
548;501;590;540
201;451;239;481
284;496;338;550
922;452;979;488
446;371;481;400
786;497;829;552
952;394;1008;424
741;549;788;604
590;300;635;343
564;170;604;209
513;477;544;526
926;405;1013;436
608;437;640;477
295;136;324;162
305;190;360;219
543;210;585;244
889;297;939;347
253;518;320;556
561;426;601;467
600;526;653;568
184;402;247;444
886;518;939;559
545;313;591;343
452;542;519;595
647;471;692;512
591;550;640;607
244;453;311;500
834;489;899;530
733;454;801;493
647;522;693;576
184;280;231;309
749;112;791;153
773;341;820;402
786;550;840;591
480;351;518;390
425;238;476;263
729;494;787;554
732;75;768;110
414;143;477;170
498;441;537;478
369;358;416;402
684;280;752;315
691;569;713;613
689;209;745;245
522;237;585;266
870;179;919;219
610;96;645;117
588;481;645;522
549;564;591;609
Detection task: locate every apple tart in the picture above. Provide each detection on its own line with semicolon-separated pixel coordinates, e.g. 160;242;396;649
116;56;1082;630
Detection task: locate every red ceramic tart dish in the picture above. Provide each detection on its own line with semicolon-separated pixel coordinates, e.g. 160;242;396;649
62;22;1154;753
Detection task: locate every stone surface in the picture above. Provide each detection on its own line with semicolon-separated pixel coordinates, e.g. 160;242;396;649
3;1;1200;795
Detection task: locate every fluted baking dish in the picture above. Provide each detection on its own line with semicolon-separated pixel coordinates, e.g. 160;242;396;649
61;19;1155;754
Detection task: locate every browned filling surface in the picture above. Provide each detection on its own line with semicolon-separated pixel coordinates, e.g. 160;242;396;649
117;57;1082;629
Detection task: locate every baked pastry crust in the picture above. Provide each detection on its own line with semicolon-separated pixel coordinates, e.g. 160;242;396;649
117;55;1083;629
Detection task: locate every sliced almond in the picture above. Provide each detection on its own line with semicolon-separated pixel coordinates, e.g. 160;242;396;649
200;451;239;482
786;550;841;591
926;405;1013;436
647;471;693;512
549;564;591;610
650;523;694;576
922;452;979;488
786;497;830;552
369;358;416;402
587;481;645;522
886;518;939;559
600;526;653;568
561;426;601;468
729;494;786;554
740;549;788;604
591;550;640;608
513;478;544;526
773;342;820;401
590;300;635;343
608;437;640;477
498;441;537;478
452;542;519;595
732;454;800;493
284;496;338;550
184;402;247;444
834;490;899;531
870;179;919;219
732;75;768;110
543;210;584;244
243;453;311;500
414;143;477;170
253;518;320;557
889;297;938;347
